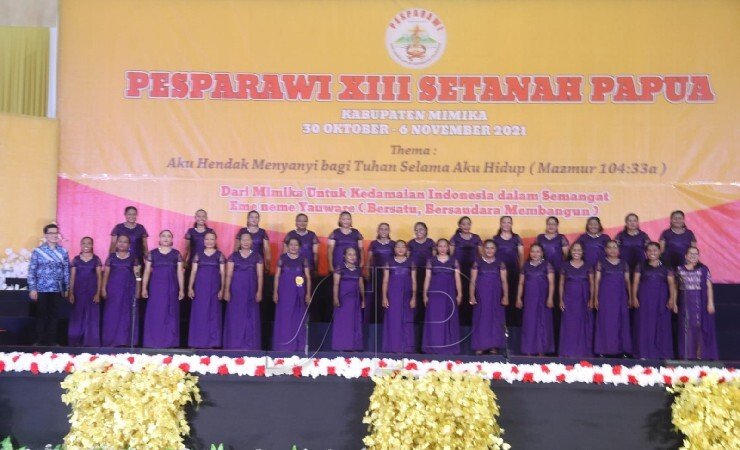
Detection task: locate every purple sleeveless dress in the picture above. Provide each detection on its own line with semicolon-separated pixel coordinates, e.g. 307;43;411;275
188;250;225;348
102;252;138;347
382;257;416;353
223;251;263;350
284;230;318;270
143;249;182;348
273;254;309;352
68;255;102;346
422;257;460;354
110;223;148;263
520;261;555;355
594;258;631;355
185;227;215;263
575;233;611;268
329;228;363;267
615;230;650;273
660;228;696;269
558;262;593;357
471;257;506;351
365;240;395;324
675;265;718;360
332;264;363;351
632;262;673;359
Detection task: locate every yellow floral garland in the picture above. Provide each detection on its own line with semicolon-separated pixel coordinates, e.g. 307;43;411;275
61;362;201;450
363;371;510;449
669;375;740;450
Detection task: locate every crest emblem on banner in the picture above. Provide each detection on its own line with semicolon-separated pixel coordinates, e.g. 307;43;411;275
386;9;446;69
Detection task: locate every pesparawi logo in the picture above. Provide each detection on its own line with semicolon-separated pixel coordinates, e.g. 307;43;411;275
386;9;446;69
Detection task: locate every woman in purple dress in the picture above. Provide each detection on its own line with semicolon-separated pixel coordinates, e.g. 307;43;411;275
576;216;611;268
450;216;482;325
364;223;395;323
516;244;555;356
674;247;718;360
558;242;594;358
536;216;569;273
235;210;271;269
273;237;312;352
469;240;508;355
593;240;632;356
660;210;697;269
536;216;569;345
141;230;184;348
283;213;319;272
187;231;225;348
327;211;364;270
182;209;214;266
631;242;675;359
332;247;365;351
615;213;650;274
109;206;148;263
408;222;435;321
494;216;524;326
101;235;141;347
382;240;416;353
422;239;462;355
223;233;264;350
68;237;102;346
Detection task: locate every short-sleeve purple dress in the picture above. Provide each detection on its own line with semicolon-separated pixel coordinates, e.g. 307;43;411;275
68;255;102;346
143;248;182;348
223;250;263;350
594;258;631;355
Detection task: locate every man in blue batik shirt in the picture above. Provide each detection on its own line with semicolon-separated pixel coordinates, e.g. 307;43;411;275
28;224;70;346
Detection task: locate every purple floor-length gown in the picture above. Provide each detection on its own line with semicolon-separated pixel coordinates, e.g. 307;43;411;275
409;238;435;321
675;265;718;360
185;227;215;263
284;229;318;270
536;234;568;273
494;234;522;325
558;262;593;357
451;232;482;325
273;254;309;352
660;228;696;269
102;252;138;347
68;255;102;346
188;250;225;348
365;240;394;324
382;257;416;353
632;262;673;359
223;251;262;350
329;228;363;267
110;223;148;263
520;261;555;355
615;230;650;273
332;264;363;351
236;227;269;259
422;257;460;354
471;257;506;351
143;249;181;348
576;233;611;268
594;258;631;355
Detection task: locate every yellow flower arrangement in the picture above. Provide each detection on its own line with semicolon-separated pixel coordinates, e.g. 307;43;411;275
669;375;740;449
60;362;201;450
363;371;509;449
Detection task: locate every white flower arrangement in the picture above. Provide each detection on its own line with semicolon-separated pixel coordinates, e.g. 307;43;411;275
0;248;32;290
0;352;737;386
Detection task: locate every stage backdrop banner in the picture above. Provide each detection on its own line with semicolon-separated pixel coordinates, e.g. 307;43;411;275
57;0;739;280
